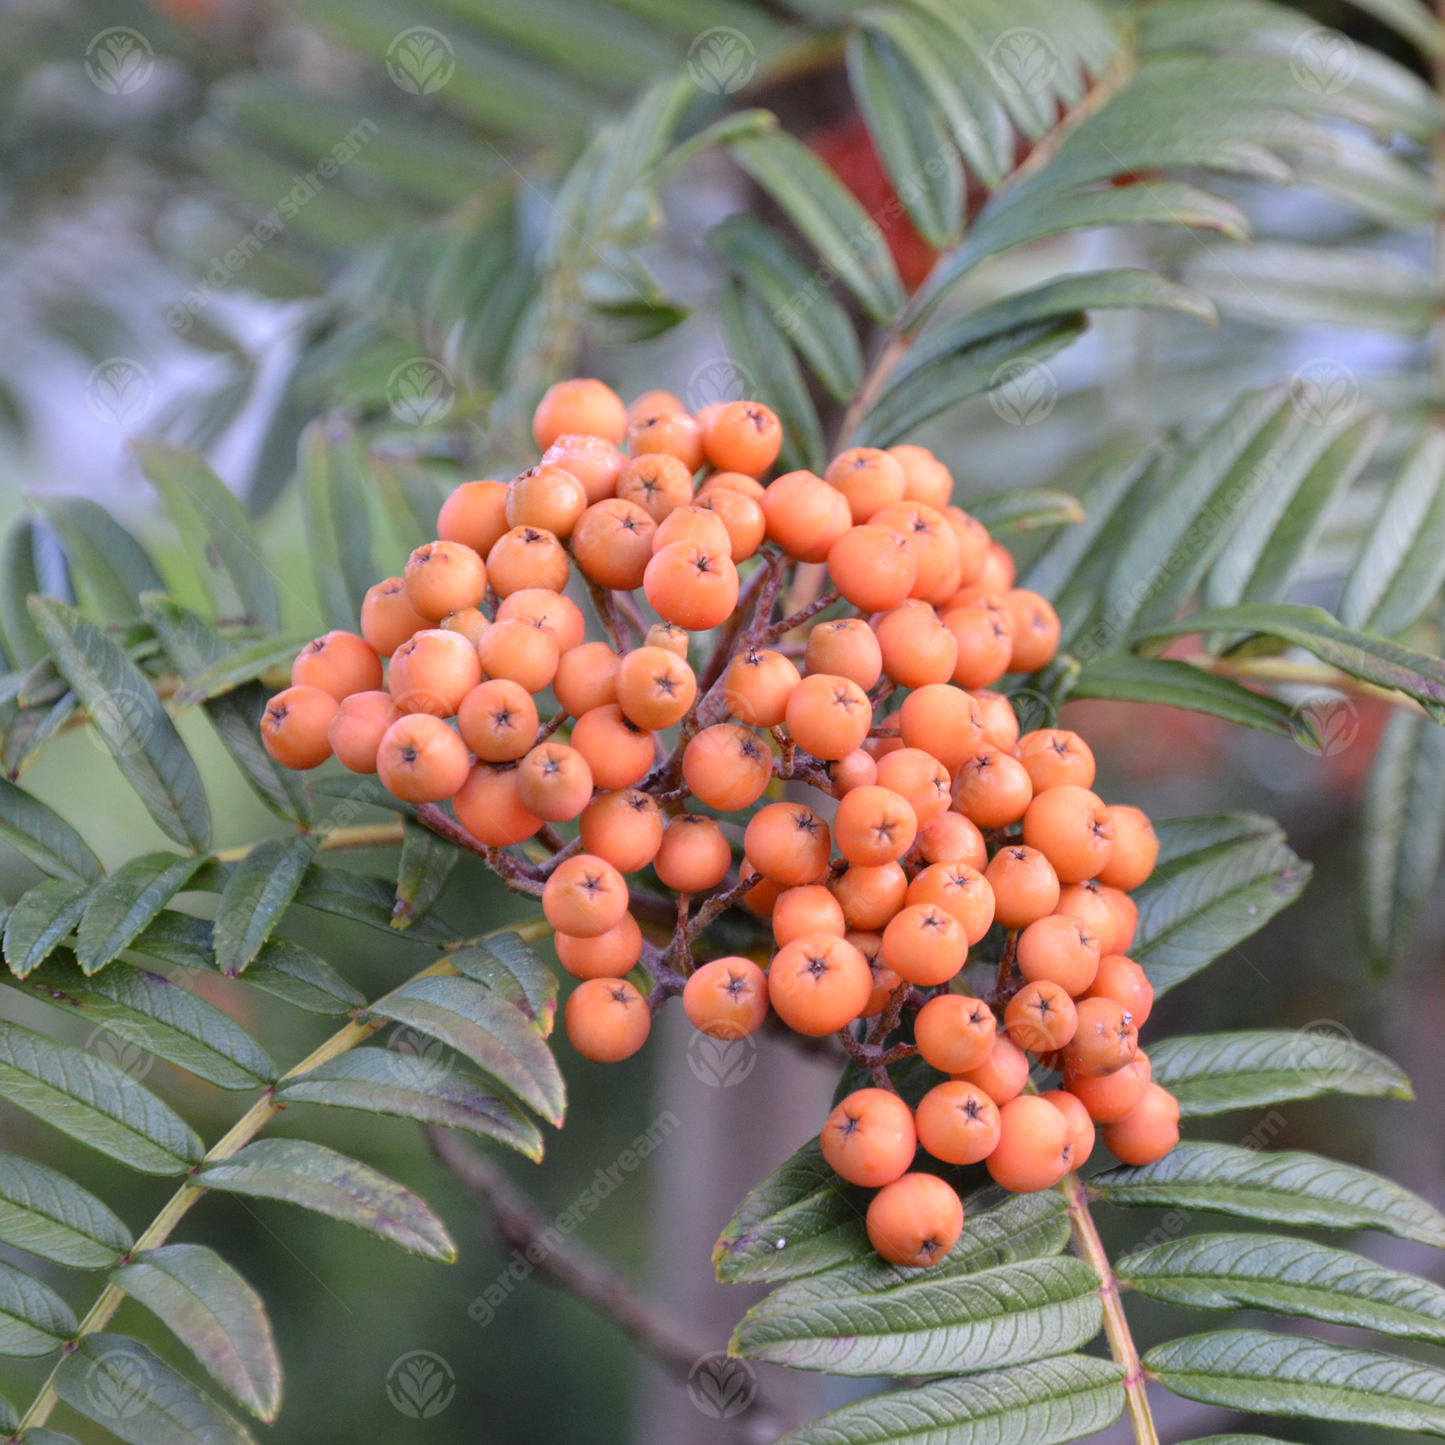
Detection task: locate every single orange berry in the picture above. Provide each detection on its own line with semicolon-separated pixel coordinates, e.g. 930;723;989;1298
1101;1084;1179;1165
767;933;871;1035
772;885;846;947
578;788;664;874
887;445;952;510
438;479;510;559
541;434;625;505
805;618;882;692
1017;914;1102;996
1018;728;1095;791
866;1174;963;1267
533;378;627;450
825;447;906;523
506;463;587;540
943;507;991;587
914;994;996;1074
697;470;766;502
831;748;878;798
785;673;872;760
943;607;1014;690
644;541;739;632
570;704;655;791
1063;996;1139;1077
882;903;967;987
1100;885;1138;954
827;524;917;613
692;486;765;563
915;812;988;871
261;685;338;770
821;1088;917;1186
683;957;769;1039
744;803;831;886
515;741;594;821
955;1033;1030;1105
452;762;543;846
905;862;995;945
1065;1053;1150;1123
376;714;470;803
627;410;704;473
684;724;772;811
553;642;621;718
834;785;918;867
627;389;686;422
404;540;486;622
440;608;489;648
915;1081;1000;1165
703;400;782;477
830;861;907;931
651;503;732;558
1096;805;1158;891
486;526;570;597
564;977;650;1063
759;471;852;562
616;453;694;524
1053;880;1119;957
572;498;657;590
389;629;481;717
555;912;643;980
1084;955;1153;1027
874;605;957;689
496;589;584;653
985;845;1061;929
654;814;732;893
361;577;428;658
292;631;383;701
543;854;629;938
476;617;560;696
972;689;1020;751
1004;979;1078;1053
899;683;984;772
328;691;401;773
723;648;800;728
986;1095;1071;1193
978;540;1016;594
1002;589;1060;673
616;646;697;730
1022;785;1115;884
456;679;538;763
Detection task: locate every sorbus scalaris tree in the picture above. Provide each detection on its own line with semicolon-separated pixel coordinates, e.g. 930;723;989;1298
2;1;1445;1443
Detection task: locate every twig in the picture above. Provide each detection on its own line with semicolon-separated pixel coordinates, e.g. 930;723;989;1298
214;823;403;863
758;590;841;646
583;576;626;650
991;930;1020;1004
837;1026;897;1091
536;712;569;744
685;870;759;943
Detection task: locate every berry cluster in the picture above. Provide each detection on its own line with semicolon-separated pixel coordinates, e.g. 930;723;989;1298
259;376;1180;1269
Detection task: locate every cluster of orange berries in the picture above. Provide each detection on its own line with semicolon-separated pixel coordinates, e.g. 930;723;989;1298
258;375;1179;1270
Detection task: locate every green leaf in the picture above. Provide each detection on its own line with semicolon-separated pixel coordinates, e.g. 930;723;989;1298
1360;709;1445;974
449;932;558;1036
1093;1142;1445;1248
392;822;458;932
0;520;49;669
771;1355;1125;1445
728;131;904;323
131;442;280;630
1069;657;1305;740
0;777;101;884
76;852;208;975
733;1256;1102;1376
706;216;862;403
198;1138;456;1262
0;1151;132;1268
1146;1329;1445;1435
14;952;276;1090
0;1257;76;1355
28;598;212;851
4;879;93;978
966;490;1085;536
297;415;375;631
277;1048;543;1160
367;974;564;1125
55;1333;257;1445
1339;425;1445;636
4;692;79;780
1347;0;1445;55
1149;1029;1412;1116
214;835;318;974
1134;603;1445;716
1129;813;1311;995
242;938;364;1015
113;1244;280;1421
171;634;312;708
125;910;213;969
0;1020;203;1174
294;865;455;943
314;773;418;819
31;498;164;622
1118;1233;1445;1345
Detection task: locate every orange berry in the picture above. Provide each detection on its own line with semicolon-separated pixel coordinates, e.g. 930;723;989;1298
617;453;694;524
1002;589;1060;673
858;942;902;1018
496;589;584;653
984;845;1061;929
978;540;1016;594
361;577;428;658
744;803;831;886
831;748;878;797
572;499;657;590
915;1081;1000;1165
570;704;655;791
887;445;952;510
914;994;996;1075
541;434;625;504
874;605;957;689
1066;1053;1150;1123
1063;996;1139;1077
1022;785;1115;884
438;479;510;559
555;912;643;980
1096;805;1158;891
767;933;871;1035
440;608;489;648
486;526;570;597
827;525;917;612
1004;980;1078;1053
825;447;906;523
866;1174;963;1267
872;501;961;605
515;741;594;821
543;854;629;937
683;957;769;1039
684;724;772;811
943;608;1014;690
533;378;627;450
1084;955;1153;1028
553;642;621;718
702;400;782;477
328;690;401;773
943;507;991;587
698;470;766;502
1100;885;1138;954
654;814;731;893
692;487;765;563
404;541;486;622
616;646;697;730
723;648;800;728
906;862;995;945
1053;880;1119;957
899;683;983;772
773;885;846;946
1101;1083;1179;1165
805;618;882;692
453;762;544;846
1018;729;1096;791
292;631;383;701
821;1088;917;1187
1017;914;1101;996
644;541;739;632
952;748;1033;829
651;504;732;560
785;673;872;760
261;685;338;770
882;903;966;987
506;464;587;540
376;714;470;803
973;690;1020;752
1042;1089;1096;1171
835;785;918;867
644;622;690;658
389;629;481;717
955;1033;1029;1105
739;861;786;917
456;679;538;762
760;471;852;562
564;976;650;1063
627;389;686;422
578;788;664;873
986;1095;1071;1193
916;813;987;871
828;861;905;931
628;410;704;473
476;618;560;696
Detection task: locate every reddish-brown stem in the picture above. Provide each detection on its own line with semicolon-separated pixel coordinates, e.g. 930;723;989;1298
758;589;842;646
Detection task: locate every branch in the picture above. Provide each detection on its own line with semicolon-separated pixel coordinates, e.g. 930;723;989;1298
757;590;841;646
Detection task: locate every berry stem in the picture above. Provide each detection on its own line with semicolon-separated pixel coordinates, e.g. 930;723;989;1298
1062;1171;1159;1445
758;589;842;645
